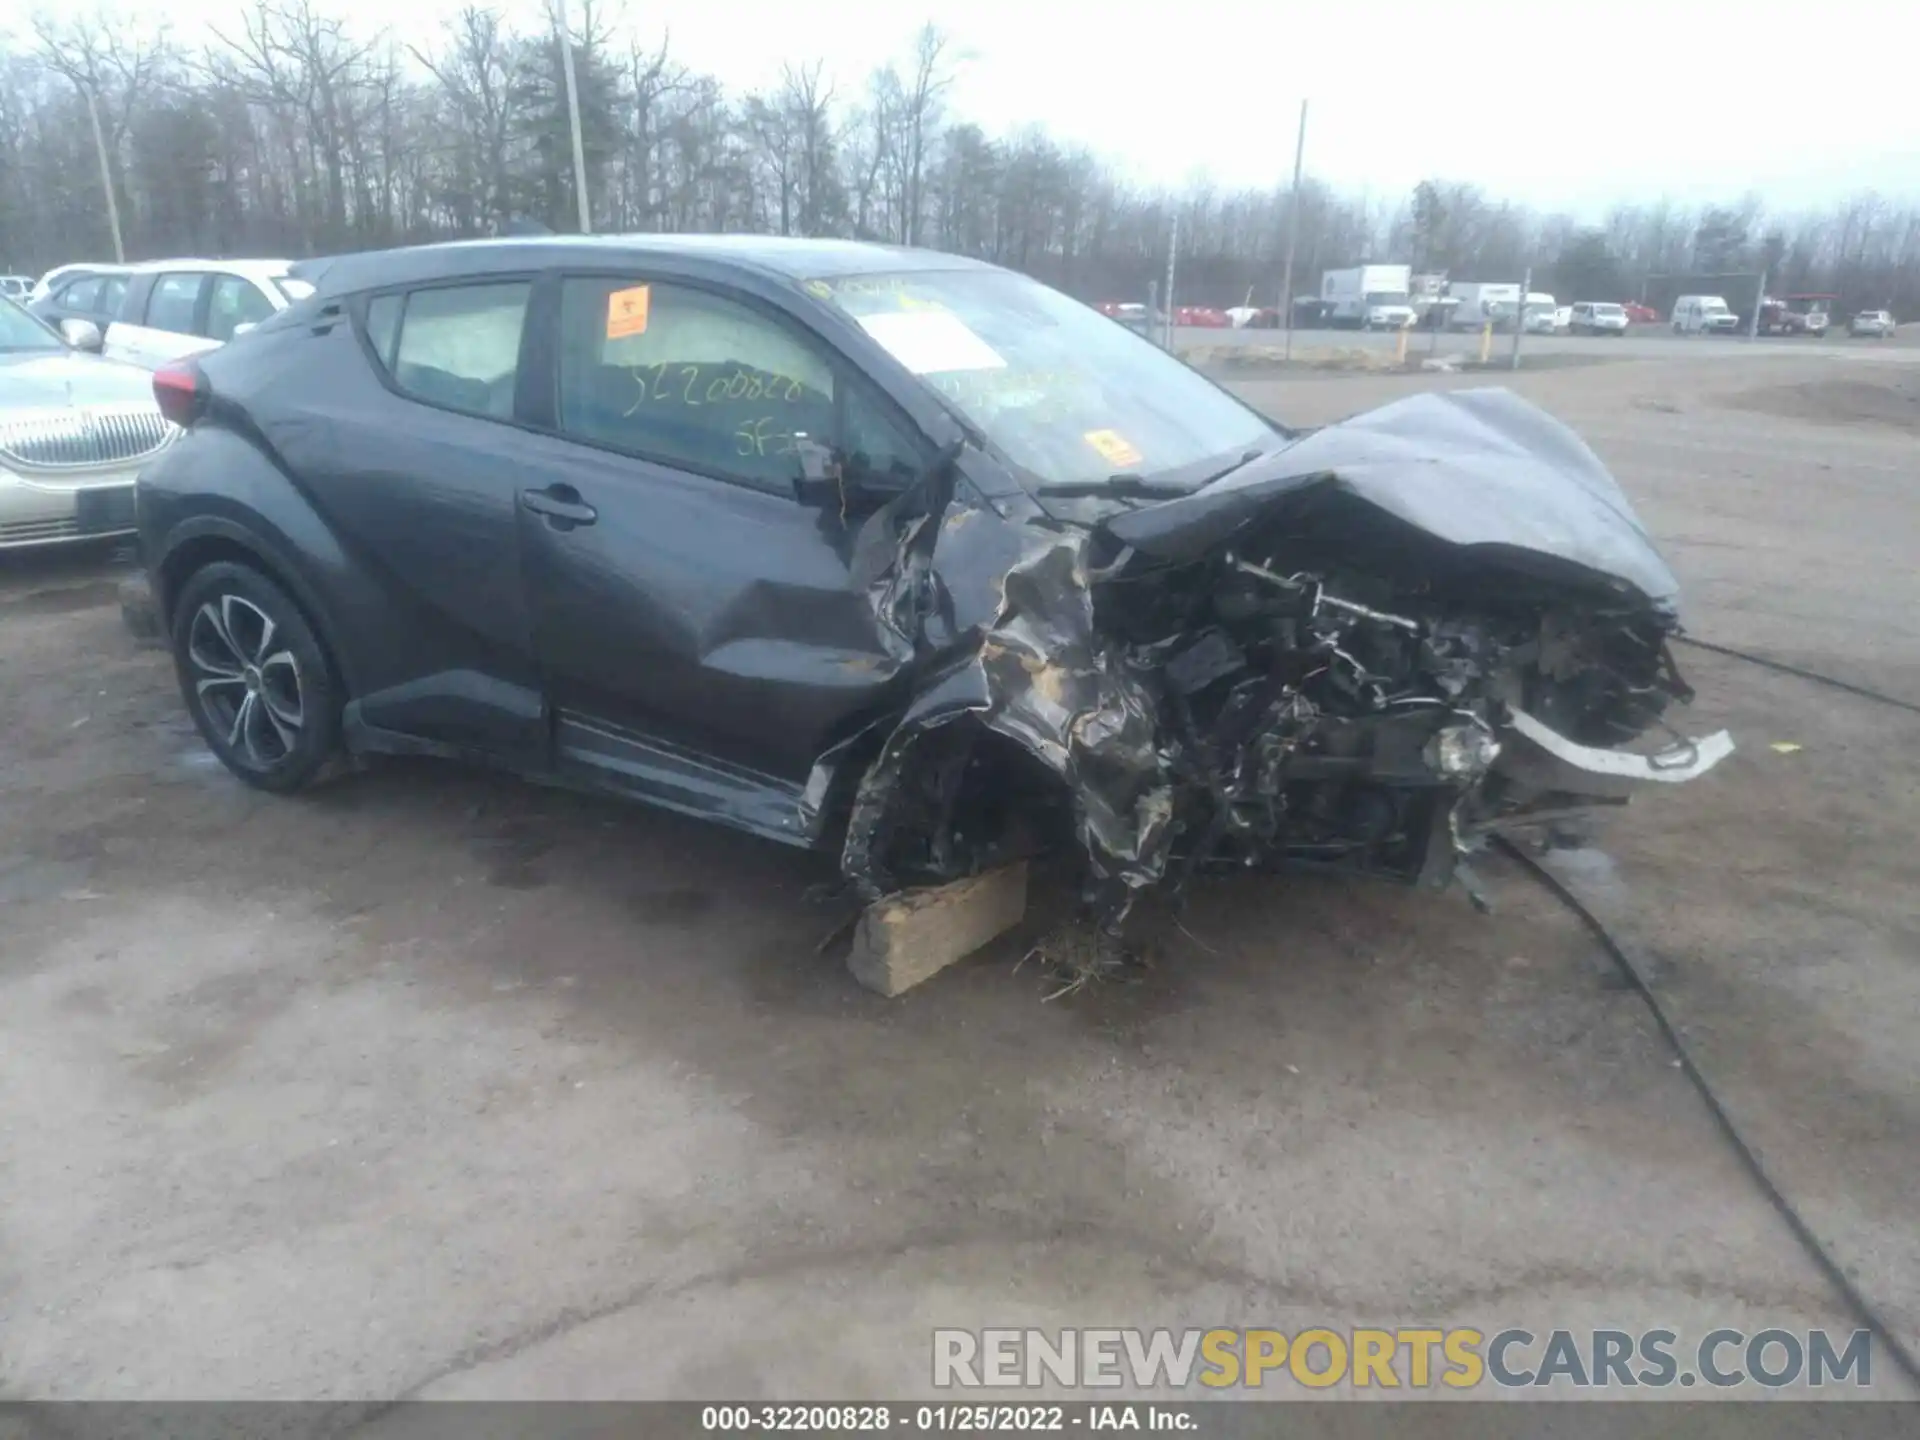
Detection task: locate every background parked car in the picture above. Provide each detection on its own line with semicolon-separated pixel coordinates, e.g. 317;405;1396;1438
0;275;31;301
1622;301;1659;324
1520;295;1560;335
29;263;115;303
1849;309;1896;338
1093;300;1153;335
28;265;129;340
1780;295;1833;335
1672;295;1741;334
1174;305;1231;328
0;295;174;549
1569;302;1629;335
100;258;312;369
1754;294;1834;336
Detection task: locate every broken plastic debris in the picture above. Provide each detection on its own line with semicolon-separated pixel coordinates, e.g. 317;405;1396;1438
1769;742;1803;754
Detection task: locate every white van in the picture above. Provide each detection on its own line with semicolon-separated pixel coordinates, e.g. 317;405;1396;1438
1671;295;1741;335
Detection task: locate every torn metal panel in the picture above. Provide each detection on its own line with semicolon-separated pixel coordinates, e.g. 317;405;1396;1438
841;497;1174;918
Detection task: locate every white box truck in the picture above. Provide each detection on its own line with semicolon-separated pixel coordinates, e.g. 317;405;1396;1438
1320;265;1415;329
1446;281;1523;331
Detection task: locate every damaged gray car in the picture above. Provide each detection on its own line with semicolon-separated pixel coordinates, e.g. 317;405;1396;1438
129;237;1730;946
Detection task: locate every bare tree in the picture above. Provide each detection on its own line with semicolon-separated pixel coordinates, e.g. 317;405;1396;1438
410;6;518;232
31;7;172;259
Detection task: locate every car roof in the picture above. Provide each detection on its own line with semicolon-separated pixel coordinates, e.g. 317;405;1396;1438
290;234;999;297
122;258;293;281
44;264;127;280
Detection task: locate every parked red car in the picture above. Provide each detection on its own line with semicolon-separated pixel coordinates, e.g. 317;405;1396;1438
1174;306;1231;328
1622;301;1659;324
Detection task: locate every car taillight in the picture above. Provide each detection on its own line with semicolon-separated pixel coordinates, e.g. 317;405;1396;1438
153;362;204;429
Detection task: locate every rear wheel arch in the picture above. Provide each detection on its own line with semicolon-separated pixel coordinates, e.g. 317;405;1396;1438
158;529;350;701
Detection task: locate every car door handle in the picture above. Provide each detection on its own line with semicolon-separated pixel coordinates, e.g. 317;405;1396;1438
521;485;598;528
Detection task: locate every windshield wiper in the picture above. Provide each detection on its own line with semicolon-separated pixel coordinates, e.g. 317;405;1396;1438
1035;446;1273;502
1194;446;1268;489
1034;474;1192;500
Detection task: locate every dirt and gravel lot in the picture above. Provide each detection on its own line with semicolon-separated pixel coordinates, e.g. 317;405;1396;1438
1;348;1915;1405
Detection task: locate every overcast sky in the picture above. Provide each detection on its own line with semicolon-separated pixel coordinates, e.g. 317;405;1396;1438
123;0;1920;214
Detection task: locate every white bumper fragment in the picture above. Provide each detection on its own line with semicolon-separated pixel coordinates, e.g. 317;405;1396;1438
1498;707;1735;800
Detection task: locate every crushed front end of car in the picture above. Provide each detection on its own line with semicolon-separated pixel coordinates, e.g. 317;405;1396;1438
840;387;1732;937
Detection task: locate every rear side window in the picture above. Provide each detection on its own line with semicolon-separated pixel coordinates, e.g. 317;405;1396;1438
206;275;276;342
555;276;845;490
59;277;103;310
96;275;128;317
364;293;401;369
380;282;531;419
145;273;205;333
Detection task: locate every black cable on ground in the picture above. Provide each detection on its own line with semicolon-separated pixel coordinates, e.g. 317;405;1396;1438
1674;634;1920;716
1492;833;1920;1392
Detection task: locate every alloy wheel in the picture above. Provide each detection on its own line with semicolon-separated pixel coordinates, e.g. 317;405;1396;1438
186;593;305;767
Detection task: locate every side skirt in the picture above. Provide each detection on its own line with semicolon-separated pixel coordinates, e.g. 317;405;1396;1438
554;713;821;851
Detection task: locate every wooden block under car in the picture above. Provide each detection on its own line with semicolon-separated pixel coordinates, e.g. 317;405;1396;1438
846;861;1030;997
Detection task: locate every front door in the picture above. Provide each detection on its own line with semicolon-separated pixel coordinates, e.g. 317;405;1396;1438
515;271;930;842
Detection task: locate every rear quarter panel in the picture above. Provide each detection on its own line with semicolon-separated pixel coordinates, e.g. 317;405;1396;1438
138;426;375;694
138;314;539;710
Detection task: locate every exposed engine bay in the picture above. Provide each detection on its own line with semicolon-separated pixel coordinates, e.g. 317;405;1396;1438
1096;512;1701;907
838;387;1733;935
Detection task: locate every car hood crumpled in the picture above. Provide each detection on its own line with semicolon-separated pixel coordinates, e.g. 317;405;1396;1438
1103;387;1680;612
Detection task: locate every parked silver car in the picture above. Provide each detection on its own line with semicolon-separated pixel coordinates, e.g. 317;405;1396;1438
1849;309;1896;339
0;297;175;549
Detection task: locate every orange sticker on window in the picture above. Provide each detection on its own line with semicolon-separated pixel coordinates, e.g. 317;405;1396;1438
606;284;651;339
1083;429;1144;468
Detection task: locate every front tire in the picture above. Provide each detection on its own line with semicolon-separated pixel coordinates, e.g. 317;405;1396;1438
171;561;342;793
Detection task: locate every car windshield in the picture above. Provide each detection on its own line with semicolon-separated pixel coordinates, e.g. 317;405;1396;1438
809;268;1280;491
1364;291;1409;305
0;297;64;353
1593;304;1624;316
1703;300;1730;314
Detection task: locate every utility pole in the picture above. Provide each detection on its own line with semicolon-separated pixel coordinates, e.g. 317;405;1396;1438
1509;264;1531;370
1280;98;1308;362
82;85;125;263
555;0;592;233
1748;267;1768;341
1163;209;1179;350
